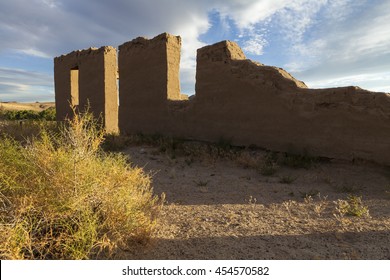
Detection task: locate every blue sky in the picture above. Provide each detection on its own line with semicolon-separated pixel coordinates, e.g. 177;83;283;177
0;0;389;102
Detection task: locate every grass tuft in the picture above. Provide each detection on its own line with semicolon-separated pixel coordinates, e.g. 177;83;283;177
259;151;279;176
279;175;297;184
334;195;370;218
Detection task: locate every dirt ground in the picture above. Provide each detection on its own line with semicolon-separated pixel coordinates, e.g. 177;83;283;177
121;144;390;260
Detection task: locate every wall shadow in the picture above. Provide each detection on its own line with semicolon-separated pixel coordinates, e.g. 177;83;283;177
121;230;390;260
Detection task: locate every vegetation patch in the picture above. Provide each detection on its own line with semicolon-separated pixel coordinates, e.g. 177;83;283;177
0;107;56;121
259;161;278;176
280;152;320;169
0;110;161;259
334;195;370;218
259;151;279;176
279;175;297;184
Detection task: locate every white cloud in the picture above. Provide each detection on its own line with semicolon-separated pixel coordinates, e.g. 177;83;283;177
275;0;327;42
305;71;390;93
242;34;267;55
216;0;289;29
284;0;390;90
0;68;52;86
18;49;51;58
41;0;59;9
169;12;210;94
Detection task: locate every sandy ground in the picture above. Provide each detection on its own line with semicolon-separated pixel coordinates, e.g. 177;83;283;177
121;145;390;260
0;102;54;112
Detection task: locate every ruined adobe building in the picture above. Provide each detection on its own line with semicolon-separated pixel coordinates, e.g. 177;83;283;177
54;33;390;165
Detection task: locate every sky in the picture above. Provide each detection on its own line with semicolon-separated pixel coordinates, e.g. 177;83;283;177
0;0;389;102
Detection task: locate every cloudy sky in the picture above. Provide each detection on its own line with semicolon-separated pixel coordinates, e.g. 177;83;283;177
0;0;389;102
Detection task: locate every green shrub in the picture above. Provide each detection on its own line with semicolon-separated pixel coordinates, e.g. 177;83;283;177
4;110;39;120
2;108;56;121
38;107;56;121
259;151;279;176
334;195;370;217
0;110;161;259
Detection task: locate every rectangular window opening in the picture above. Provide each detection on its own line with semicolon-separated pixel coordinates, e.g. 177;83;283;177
70;67;79;106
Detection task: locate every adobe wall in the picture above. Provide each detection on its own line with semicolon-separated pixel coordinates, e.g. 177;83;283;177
54;46;118;133
54;33;390;165
191;41;390;164
118;33;182;134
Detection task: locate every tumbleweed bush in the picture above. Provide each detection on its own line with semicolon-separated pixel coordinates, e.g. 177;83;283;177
0;110;160;259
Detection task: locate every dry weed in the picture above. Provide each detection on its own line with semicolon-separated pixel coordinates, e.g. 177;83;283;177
0;109;161;259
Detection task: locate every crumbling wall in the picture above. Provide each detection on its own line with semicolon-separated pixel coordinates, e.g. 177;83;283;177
54;46;118;133
118;33;182;135
191;41;390;164
55;33;390;165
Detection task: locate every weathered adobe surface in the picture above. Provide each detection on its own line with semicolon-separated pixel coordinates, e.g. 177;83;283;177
118;35;390;165
189;41;390;164
118;33;183;134
54;46;118;133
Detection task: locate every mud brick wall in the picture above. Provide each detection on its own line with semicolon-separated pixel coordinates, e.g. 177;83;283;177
191;41;390;164
54;46;118;133
118;33;182;135
55;33;390;165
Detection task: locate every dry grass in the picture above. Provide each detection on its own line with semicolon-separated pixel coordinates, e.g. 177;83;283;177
0;101;54;112
0;109;162;259
0;120;58;143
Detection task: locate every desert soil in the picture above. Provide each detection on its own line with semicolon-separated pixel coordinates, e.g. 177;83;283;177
121;144;390;260
0;102;54;112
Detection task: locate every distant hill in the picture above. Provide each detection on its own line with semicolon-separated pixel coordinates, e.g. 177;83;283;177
0;102;55;112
